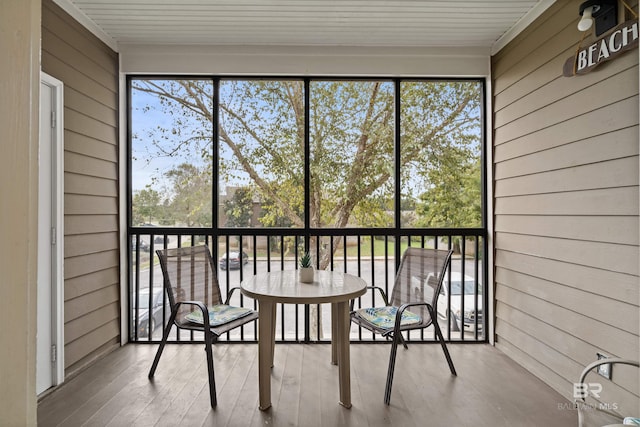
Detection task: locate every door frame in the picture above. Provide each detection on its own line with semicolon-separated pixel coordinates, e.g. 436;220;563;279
40;71;65;389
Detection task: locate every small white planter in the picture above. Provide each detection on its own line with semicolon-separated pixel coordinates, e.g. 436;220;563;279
299;267;315;283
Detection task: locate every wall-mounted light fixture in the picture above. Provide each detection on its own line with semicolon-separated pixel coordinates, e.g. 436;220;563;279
578;0;618;36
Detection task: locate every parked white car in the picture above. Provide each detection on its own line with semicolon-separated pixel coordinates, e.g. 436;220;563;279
437;272;483;332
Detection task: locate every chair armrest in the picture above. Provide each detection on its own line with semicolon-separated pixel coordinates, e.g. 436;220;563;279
350;285;390;311
577;358;639;390
224;286;242;305
174;300;212;328
393;302;433;331
575;358;639;426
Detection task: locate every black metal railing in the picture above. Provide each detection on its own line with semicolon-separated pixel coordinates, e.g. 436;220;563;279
129;228;487;344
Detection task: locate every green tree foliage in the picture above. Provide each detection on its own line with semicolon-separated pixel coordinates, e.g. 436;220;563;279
132;188;161;225
399;81;482;228
309;81;395;230
164;163;212;227
415;151;482;228
223;187;253;227
131;79;483;261
219;80;306;228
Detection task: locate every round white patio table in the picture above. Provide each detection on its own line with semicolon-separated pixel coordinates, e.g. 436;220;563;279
240;270;367;410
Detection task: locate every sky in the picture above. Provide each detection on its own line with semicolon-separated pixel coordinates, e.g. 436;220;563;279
130;78;482;205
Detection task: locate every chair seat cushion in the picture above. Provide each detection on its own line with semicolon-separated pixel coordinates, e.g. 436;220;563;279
355;306;421;329
185;304;255;327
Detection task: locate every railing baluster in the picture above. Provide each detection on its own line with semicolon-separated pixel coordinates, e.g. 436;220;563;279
129;229;487;344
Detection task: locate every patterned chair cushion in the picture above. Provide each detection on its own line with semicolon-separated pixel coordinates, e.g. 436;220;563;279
185;304;254;327
355;306;421;329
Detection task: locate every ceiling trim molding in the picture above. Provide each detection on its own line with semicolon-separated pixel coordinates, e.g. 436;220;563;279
491;0;556;55
119;44;491;76
52;0;119;52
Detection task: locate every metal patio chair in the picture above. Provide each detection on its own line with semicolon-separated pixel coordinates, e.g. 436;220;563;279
575;358;639;427
351;247;457;404
149;245;259;407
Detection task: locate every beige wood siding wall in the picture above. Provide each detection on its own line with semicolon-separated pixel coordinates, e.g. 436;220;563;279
492;0;639;411
41;0;120;376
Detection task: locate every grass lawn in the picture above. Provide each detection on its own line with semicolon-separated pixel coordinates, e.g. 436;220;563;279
134;236;454;271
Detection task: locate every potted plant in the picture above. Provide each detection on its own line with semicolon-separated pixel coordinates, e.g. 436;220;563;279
298;251;314;283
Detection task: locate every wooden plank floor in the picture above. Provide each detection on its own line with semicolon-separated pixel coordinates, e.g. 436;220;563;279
38;343;577;426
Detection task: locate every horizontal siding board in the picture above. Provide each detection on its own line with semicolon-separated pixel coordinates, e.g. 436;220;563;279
496;337;575;402
494;250;638;304
64;250;118;280
496;321;582;397
495;127;639;179
494;187;639;216
495;96;639;160
496;332;638;416
493;18;575;101
579;364;640;415
495;302;640;397
494;215;639;246
495;233;638;276
495;49;638;125
65;86;118;128
495;284;639;361
497;324;639;414
606;365;640;408
65;173;118;197
64;267;119;300
65;151;117;180
64;322;120;369
42;1;117;71
65;194;118;215
65;303;120;344
495;157;639;197
492;0;576;81
496;268;639;334
43;0;122;381
493;0;638;414
64;284;119;323
65;131;118;160
41;27;118;91
498;302;602;365
495;66;639;144
495;0;637;109
64;233;119;258
499;303;640;401
64;214;118;235
64;108;117;145
42;51;117;110
64;340;120;378
494;0;638;90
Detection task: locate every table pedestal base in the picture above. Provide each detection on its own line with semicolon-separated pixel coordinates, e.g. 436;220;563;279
242;270;366;411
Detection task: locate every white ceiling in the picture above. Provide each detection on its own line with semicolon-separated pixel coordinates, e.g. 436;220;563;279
54;0;556;54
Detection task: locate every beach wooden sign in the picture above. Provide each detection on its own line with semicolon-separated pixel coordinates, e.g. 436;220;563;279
563;18;638;77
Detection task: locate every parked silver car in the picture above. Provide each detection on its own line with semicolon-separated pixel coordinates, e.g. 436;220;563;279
134;288;167;337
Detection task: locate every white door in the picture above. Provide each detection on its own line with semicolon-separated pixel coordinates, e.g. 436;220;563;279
37;74;64;395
